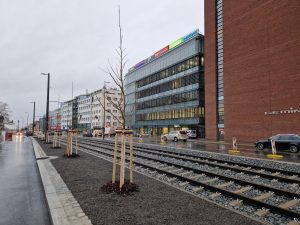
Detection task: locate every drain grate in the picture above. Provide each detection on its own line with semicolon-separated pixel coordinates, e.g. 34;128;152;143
36;157;49;160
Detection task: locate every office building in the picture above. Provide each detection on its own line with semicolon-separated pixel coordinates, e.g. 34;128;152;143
125;30;205;137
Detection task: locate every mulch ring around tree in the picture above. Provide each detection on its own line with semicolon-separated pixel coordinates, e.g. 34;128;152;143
101;180;139;195
63;153;80;158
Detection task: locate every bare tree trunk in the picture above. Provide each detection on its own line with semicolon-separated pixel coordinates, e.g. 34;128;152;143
104;5;128;130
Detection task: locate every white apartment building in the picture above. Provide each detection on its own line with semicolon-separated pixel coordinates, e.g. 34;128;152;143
61;100;72;131
91;87;122;130
60;88;122;132
77;94;92;131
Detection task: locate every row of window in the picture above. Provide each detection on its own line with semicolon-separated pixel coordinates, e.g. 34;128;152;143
92;122;118;126
79;106;90;110
91;115;121;121
136;90;201;110
78;117;89;122
78;99;91;105
136;56;202;88
216;0;224;127
136;73;201;99
136;107;204;121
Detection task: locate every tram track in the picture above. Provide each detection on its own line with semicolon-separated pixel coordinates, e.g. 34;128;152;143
57;137;300;224
72;137;300;183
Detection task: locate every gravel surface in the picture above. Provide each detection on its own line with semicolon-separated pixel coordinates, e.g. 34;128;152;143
38;140;263;225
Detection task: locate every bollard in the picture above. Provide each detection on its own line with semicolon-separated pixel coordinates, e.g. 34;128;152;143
160;135;165;145
267;139;283;159
228;137;240;153
139;133;143;143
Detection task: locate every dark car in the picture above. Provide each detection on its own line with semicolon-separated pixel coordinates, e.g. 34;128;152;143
83;132;93;137
255;134;300;153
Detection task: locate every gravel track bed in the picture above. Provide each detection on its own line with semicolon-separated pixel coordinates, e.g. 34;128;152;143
38;140;263;225
68;138;300;174
137;142;300;173
132;157;296;225
134;151;298;193
76;139;300;186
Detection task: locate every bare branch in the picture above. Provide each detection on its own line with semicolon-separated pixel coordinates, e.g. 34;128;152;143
100;5;128;129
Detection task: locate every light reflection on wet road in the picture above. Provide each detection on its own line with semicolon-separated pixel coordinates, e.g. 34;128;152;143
0;135;51;225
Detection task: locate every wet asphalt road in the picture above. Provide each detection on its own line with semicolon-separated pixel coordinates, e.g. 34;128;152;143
97;135;300;163
0;135;51;225
147;137;300;163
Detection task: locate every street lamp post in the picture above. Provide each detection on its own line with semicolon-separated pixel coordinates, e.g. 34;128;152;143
30;101;35;133
41;73;50;141
102;81;110;140
25;112;29;128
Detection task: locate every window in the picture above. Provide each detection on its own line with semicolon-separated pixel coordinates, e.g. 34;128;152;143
136;73;201;99
136;55;202;88
290;136;300;140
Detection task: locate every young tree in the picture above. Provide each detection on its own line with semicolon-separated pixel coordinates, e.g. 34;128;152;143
104;6;127;130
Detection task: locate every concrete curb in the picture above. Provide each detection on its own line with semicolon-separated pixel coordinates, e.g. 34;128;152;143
31;138;93;225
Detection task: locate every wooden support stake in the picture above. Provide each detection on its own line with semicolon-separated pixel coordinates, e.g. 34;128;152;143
58;132;61;147
75;131;78;155
119;132;125;190
112;132;119;184
130;133;133;183
66;132;69;156
52;133;55;148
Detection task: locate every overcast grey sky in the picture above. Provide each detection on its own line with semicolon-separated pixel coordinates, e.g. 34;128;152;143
0;0;204;128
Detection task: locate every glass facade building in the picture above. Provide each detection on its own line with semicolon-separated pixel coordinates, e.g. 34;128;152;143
125;31;205;137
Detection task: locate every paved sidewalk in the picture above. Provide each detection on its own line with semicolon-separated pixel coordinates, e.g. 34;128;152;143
31;138;92;225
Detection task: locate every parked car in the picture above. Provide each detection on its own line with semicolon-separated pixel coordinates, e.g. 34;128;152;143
186;130;197;139
255;134;300;153
161;130;187;142
83;131;93;137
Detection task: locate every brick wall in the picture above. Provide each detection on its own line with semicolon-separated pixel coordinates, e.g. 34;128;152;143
205;0;300;142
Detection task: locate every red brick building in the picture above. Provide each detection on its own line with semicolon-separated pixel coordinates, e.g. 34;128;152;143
204;0;300;142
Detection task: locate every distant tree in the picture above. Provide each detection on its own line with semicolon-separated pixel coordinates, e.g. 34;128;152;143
0;102;10;122
0;102;11;129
